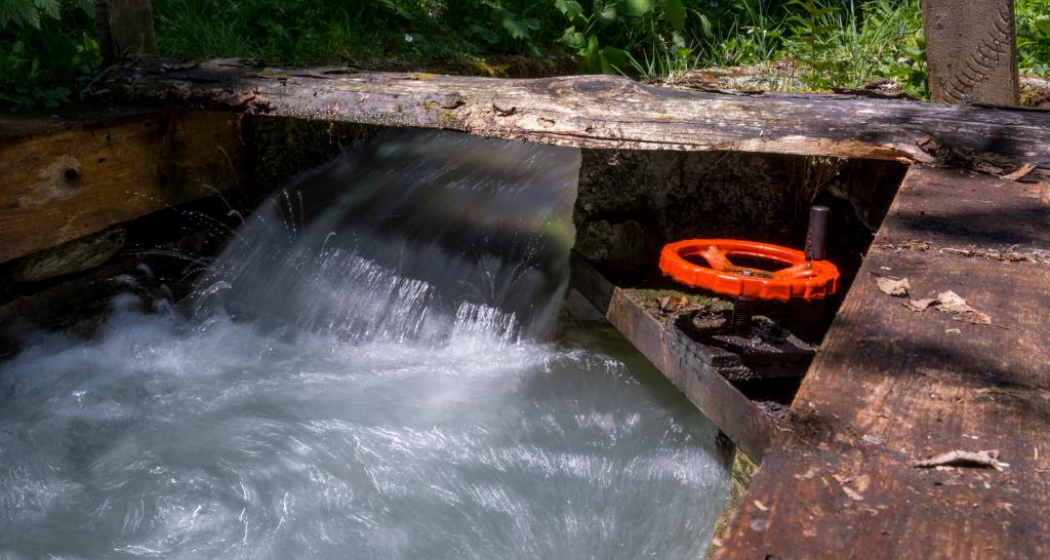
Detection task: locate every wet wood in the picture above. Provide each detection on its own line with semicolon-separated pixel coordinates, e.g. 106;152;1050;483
570;255;776;462
0;109;245;264
90;58;1050;171
712;166;1050;560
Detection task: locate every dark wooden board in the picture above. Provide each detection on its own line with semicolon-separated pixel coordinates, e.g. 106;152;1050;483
0;105;158;142
0;110;245;264
89;58;1050;170
712;167;1050;560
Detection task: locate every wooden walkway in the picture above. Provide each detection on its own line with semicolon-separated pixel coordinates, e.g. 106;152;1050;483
712;166;1050;559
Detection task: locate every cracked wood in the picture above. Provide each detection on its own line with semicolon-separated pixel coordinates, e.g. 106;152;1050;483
89;58;1050;172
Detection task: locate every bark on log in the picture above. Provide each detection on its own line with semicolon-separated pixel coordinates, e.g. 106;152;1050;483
89;58;1050;172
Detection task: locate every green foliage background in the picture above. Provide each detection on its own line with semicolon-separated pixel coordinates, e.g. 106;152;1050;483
1;0;1048;111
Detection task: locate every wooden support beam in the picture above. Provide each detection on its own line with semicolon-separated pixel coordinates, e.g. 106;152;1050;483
712;166;1050;560
924;0;1019;106
89;59;1050;173
0;108;245;264
94;0;157;65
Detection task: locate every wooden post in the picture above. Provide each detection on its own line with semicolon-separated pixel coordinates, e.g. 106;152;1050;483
94;0;157;65
923;0;1019;106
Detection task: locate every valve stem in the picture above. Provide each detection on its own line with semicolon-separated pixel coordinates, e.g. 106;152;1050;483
805;205;830;262
731;298;755;337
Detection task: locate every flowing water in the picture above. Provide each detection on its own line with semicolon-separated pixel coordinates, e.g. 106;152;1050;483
0;131;729;560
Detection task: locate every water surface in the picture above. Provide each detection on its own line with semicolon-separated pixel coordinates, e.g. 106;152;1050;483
0;131;728;560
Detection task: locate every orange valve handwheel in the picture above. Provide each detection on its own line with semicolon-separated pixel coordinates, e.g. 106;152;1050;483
659;239;840;302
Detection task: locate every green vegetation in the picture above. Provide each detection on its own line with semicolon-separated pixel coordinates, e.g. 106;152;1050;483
1;1;99;110
2;0;1048;111
1018;0;1050;75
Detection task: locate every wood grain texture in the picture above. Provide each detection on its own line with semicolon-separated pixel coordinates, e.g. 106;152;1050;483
712;166;1050;560
0;110;244;264
924;0;1019;106
89;58;1050;171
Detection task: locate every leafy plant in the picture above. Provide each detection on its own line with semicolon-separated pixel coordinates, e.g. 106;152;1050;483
1;0;61;29
0;0;100;111
1017;0;1050;75
552;0;695;75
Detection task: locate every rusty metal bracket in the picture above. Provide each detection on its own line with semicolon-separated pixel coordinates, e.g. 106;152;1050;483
570;253;779;462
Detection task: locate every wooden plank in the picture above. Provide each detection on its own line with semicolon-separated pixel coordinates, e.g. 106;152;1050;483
90;58;1050;171
0;105;159;142
571;255;776;462
712;167;1050;560
0;110;245;264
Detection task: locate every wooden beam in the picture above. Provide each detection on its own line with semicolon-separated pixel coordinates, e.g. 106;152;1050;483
0;109;244;264
712;166;1050;560
924;0;1019;106
89;59;1050;172
95;0;157;65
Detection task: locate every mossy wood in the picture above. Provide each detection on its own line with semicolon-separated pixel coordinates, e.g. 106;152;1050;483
90;58;1050;172
0;109;245;264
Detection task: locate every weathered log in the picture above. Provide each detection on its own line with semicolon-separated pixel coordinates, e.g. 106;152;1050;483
89;58;1050;172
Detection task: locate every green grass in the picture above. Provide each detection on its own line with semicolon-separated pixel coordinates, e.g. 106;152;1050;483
2;0;1048;111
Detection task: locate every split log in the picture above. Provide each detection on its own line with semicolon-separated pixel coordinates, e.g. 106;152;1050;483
89;58;1050;172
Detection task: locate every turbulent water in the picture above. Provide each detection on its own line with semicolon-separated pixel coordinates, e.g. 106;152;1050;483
0;131;728;560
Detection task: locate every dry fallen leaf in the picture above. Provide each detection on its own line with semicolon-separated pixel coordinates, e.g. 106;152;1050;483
854;474;871;493
877;277;910;297
862;433;885;445
1000;163;1037;182
902;291;991;325
937;291;992;325
914;449;1007;471
795;467;819;480
904;298;936;312
935;291;970;314
842;486;865;501
657;296;677;313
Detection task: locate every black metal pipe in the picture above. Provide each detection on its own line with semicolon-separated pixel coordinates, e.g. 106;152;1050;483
805;205;830;261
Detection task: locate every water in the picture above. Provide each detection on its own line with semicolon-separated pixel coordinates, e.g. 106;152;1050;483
0;131;729;560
